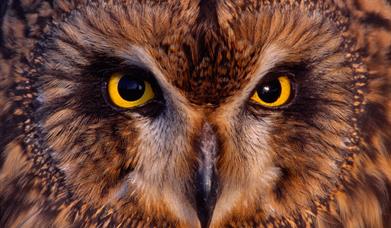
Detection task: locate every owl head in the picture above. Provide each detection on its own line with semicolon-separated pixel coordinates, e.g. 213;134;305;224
1;0;390;227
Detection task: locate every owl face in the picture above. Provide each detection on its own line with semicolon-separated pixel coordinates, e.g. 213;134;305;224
33;0;358;227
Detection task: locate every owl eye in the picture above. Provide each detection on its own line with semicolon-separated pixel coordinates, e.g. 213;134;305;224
251;75;292;108
108;72;155;109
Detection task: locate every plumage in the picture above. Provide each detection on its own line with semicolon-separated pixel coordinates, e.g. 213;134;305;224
0;0;390;227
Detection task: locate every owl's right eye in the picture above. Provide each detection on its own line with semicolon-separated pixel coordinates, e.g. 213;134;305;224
107;72;155;109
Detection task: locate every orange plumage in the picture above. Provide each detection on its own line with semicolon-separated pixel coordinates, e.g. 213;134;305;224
0;0;390;227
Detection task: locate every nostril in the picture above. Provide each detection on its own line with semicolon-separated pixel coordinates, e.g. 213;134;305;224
195;122;219;228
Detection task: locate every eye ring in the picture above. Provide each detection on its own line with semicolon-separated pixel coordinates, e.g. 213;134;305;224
108;72;155;109
250;75;292;108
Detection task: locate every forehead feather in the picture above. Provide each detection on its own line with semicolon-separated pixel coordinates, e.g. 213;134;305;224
56;0;346;106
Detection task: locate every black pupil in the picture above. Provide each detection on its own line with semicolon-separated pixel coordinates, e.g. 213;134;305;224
118;75;145;101
257;79;282;103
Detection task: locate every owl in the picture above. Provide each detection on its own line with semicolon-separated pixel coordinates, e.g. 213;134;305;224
0;0;390;227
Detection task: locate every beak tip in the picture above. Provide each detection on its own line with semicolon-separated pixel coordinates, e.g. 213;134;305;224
195;167;219;228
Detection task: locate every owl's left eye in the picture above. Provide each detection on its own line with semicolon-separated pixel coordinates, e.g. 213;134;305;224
250;75;293;108
108;72;155;109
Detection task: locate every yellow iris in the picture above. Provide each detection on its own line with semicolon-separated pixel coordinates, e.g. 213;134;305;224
251;76;292;107
108;73;155;108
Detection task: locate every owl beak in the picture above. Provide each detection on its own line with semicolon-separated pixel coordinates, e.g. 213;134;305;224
194;122;219;228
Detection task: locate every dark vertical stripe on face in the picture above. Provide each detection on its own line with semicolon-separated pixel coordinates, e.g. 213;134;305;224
0;0;8;47
0;0;9;58
198;0;218;24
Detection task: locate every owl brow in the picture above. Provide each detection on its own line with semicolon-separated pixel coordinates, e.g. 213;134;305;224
256;61;310;83
84;55;155;80
271;61;309;75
